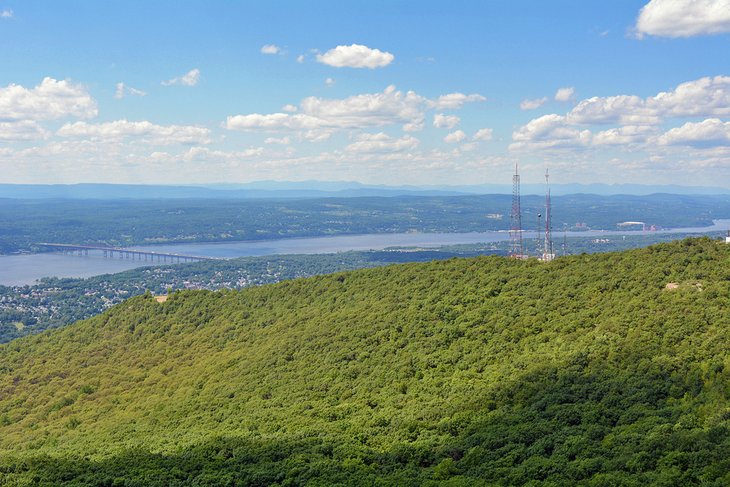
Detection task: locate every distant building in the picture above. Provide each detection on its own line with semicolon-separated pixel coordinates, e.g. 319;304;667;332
726;230;730;244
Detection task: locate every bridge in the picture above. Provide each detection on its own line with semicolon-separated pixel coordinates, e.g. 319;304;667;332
36;243;221;263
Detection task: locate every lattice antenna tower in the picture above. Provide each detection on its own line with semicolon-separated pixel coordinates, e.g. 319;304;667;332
509;163;523;258
544;168;554;261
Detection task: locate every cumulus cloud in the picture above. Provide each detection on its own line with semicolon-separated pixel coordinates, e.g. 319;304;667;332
0;121;48;141
296;54;305;63
325;77;335;87
444;130;467;143
114;82;147;99
650;76;730;117
264;136;291;145
433;113;460;129
317;44;394;69
0;77;97;121
564;76;730;126
225;85;489;143
656;118;730;147
429;92;486;110
226;85;426;133
1;9;12;18
261;44;281;55
301;129;334;142
555;87;575;102
567;95;655;125
520;97;547;110
225;113;324;131
57;120;211;145
511;75;730;152
473;128;493;141
161;68;200;87
402;121;424;132
179;146;264;162
592;125;657;146
634;0;730;38
510;114;591;150
345;132;419;153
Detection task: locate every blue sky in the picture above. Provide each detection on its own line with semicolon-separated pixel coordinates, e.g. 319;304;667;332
1;0;729;187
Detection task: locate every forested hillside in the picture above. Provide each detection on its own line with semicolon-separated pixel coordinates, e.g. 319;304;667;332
1;238;730;485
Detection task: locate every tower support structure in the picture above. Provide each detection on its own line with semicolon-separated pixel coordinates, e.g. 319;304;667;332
509;164;524;258
542;168;555;262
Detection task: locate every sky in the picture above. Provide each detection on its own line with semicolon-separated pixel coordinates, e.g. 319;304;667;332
1;0;729;187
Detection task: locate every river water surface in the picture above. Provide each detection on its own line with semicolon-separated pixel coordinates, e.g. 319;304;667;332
1;220;728;286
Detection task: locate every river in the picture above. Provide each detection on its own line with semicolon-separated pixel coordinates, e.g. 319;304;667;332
1;220;728;286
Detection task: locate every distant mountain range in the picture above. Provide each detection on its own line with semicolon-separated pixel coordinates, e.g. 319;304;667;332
1;181;729;199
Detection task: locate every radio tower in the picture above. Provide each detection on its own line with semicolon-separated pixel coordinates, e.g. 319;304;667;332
509;163;523;258
543;168;554;261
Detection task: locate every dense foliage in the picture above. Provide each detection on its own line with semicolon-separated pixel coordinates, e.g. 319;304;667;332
1;238;730;485
0;248;503;343
0;232;704;344
1;193;729;253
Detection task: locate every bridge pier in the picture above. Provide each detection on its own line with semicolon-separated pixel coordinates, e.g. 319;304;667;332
38;243;214;264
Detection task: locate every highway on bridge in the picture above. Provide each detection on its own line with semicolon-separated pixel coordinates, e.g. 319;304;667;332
36;243;222;263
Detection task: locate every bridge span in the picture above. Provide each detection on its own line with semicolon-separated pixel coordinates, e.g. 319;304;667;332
36;243;221;263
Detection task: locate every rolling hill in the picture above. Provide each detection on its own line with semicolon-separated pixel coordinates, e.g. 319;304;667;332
1;238;730;485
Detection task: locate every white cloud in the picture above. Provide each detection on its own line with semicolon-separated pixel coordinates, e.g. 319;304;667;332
1;8;12;18
520;97;547;110
433;113;460;129
325;77;335;87
316;44;394;69
161;68;200;87
57;120;211;145
226;85;490;142
444;130;467;143
592;125;657;146
301;129;334;142
656;118;730;147
402;121;424;132
180;146;264;162
114;82;147;99
264;136;291;145
565;76;730;126
0;121;48;141
510;114;591;150
225;113;324;131
555;87;575;102
429;92;486;110
511;75;730;152
650;75;730;117
345;132;419;153
634;0;730;38
567;95;655;125
261;44;281;55
473;128;493;141
0;77;97;121
296;54;305;63
226;85;426;133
